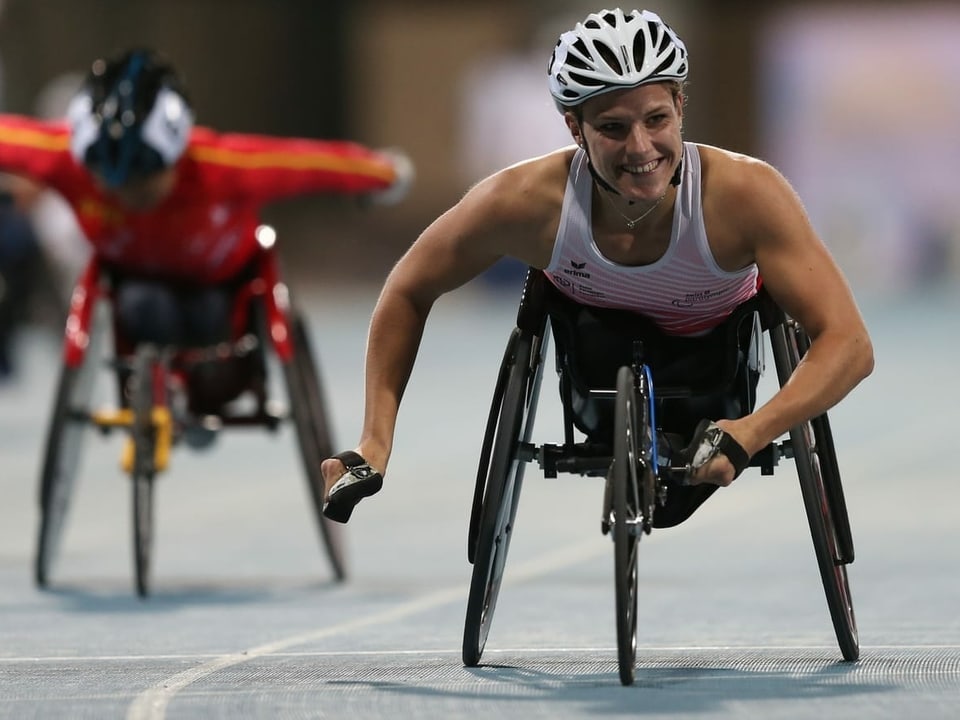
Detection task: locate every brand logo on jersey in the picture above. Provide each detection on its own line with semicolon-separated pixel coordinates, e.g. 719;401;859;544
671;288;727;307
562;259;591;279
577;284;605;299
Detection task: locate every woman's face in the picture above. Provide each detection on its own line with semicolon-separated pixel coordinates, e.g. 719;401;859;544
567;83;684;203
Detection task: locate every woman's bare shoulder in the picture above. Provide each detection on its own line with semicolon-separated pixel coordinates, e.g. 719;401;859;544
466;145;576;221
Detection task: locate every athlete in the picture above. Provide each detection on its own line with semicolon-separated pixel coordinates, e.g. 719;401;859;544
0;47;412;413
319;8;873;523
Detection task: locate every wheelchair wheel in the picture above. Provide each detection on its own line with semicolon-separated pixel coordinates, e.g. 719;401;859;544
281;311;347;582
612;365;646;686
770;321;859;661
35;365;97;587
795;330;854;563
462;326;548;667
129;345;159;598
35;307;106;588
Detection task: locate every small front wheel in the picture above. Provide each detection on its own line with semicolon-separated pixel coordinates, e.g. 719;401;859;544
612;365;644;686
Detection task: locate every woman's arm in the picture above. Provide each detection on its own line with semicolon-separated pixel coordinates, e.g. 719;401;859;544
693;156;874;485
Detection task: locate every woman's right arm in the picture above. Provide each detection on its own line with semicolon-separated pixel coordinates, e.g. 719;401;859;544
325;155;560;480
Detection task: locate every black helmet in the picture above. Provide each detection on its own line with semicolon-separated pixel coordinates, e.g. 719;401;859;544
67;48;194;187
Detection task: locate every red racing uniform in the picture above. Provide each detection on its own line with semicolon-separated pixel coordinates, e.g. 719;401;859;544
0;114;398;283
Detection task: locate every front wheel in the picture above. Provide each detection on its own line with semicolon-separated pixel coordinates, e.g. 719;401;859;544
612;365;645;686
129;346;159;598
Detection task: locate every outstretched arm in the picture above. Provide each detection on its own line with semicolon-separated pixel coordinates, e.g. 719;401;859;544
189;128;413;201
319;155;562;514
0;115;77;188
691;158;874;486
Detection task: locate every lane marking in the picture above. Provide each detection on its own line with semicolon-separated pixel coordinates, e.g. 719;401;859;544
6;644;960;663
125;537;606;720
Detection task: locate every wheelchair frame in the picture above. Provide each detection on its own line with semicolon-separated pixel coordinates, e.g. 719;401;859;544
462;269;858;685
34;234;346;596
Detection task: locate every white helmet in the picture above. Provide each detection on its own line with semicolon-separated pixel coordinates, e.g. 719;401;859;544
548;9;688;110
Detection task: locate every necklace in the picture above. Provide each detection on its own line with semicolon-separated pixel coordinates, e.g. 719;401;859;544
600;186;667;229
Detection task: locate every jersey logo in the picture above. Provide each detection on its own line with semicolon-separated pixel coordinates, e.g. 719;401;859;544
562;259;591;279
671;288;727;307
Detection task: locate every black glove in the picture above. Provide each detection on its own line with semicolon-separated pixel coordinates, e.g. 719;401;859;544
679;419;751;482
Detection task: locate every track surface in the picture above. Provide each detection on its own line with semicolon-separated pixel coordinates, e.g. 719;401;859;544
1;285;957;719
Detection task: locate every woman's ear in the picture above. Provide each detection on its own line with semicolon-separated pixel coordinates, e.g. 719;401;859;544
563;112;583;147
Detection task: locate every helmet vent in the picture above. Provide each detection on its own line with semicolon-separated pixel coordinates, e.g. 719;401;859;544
656;25;672;54
652;49;679;78
567;39;592;70
568;71;603;88
632;30;647;70
593;42;623;75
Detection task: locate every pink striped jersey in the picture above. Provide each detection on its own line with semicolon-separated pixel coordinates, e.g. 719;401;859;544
543;143;758;337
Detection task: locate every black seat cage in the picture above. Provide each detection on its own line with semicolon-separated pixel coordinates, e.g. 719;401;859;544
513;268;793;479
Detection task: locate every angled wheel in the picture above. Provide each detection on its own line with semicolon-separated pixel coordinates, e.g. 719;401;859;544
129;345;160;598
770;320;859;661
795;330;854;563
35;306;107;588
282;311;347;582
462;325;548;667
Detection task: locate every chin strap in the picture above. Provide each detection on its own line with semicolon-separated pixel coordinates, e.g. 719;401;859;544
581;145;683;197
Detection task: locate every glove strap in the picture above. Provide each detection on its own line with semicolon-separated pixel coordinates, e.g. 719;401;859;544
683;420;752;481
716;429;750;479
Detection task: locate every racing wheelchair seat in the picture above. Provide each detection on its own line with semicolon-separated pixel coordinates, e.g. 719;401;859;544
463;267;858;685
543;278;765;444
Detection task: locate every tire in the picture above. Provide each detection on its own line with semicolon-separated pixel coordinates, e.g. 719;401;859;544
612;365;649;686
462;326;547;667
282;311;347;582
795;330;854;563
35;306;105;589
467;331;516;565
35;366;95;587
129;346;159;598
770;323;859;661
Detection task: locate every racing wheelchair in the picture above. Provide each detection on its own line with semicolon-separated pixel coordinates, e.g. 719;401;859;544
462;269;857;686
34;225;346;597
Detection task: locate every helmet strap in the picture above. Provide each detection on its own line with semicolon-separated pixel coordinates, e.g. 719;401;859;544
580;142;684;196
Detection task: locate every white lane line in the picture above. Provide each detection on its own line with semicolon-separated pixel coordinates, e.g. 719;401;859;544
6;644;960;663
125;537;606;720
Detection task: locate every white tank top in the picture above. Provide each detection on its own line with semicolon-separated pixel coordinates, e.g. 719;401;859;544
544;143;758;336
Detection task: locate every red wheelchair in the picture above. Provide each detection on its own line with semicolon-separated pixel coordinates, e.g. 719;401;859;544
34;225;346;596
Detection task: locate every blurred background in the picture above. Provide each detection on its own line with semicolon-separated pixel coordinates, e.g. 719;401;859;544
0;0;958;369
